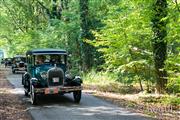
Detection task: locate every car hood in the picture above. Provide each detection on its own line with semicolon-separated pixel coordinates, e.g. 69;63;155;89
34;64;66;78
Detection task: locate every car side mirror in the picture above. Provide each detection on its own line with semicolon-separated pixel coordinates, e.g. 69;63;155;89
68;54;72;57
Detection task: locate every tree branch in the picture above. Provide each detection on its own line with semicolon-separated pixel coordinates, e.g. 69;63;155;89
2;1;25;33
0;35;13;44
35;0;51;18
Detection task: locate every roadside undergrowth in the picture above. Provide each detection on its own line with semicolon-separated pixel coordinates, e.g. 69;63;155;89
83;71;180;120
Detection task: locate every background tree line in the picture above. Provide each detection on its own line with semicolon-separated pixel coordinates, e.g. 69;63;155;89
0;0;179;94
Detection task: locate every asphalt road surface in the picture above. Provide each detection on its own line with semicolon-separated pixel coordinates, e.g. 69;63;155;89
6;71;154;120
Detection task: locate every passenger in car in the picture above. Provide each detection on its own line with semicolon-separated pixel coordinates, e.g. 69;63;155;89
50;55;61;64
36;55;46;64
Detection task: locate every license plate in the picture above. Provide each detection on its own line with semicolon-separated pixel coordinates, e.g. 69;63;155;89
19;67;25;70
53;77;59;83
44;87;59;94
54;87;59;94
45;88;50;94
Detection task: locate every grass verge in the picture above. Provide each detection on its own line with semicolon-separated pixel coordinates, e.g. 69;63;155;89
83;71;180;120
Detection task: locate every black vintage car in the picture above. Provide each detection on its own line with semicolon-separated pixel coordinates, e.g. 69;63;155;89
12;55;26;73
22;49;82;105
4;58;13;67
1;58;5;64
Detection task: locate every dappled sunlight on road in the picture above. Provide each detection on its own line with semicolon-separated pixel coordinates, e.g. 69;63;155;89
0;67;31;120
9;88;24;94
28;104;153;120
0;88;12;93
0;67;24;95
76;106;145;116
0;87;24;95
3;67;155;120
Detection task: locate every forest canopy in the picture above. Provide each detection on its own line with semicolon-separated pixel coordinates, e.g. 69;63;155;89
0;0;179;94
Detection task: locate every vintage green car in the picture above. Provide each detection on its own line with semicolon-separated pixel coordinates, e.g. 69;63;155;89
12;55;26;73
22;49;82;105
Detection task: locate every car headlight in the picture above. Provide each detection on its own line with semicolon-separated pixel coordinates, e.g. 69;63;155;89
74;76;82;83
75;76;81;79
65;74;71;78
40;71;47;79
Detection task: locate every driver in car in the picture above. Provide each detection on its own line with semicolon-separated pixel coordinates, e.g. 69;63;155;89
36;55;46;65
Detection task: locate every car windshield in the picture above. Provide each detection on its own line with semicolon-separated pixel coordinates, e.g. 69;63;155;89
7;58;12;61
14;57;26;62
35;54;66;65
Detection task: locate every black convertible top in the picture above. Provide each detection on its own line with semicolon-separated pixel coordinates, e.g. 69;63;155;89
26;48;67;55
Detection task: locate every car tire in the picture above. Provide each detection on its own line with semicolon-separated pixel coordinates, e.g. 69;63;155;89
22;74;24;85
30;85;37;105
24;90;29;96
73;90;81;103
12;69;15;74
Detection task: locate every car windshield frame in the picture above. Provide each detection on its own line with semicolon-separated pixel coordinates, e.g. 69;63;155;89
34;54;67;66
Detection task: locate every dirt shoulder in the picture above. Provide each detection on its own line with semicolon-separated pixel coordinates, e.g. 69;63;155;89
83;88;180;120
0;67;31;120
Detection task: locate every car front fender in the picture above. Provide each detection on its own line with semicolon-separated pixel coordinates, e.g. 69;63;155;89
72;76;82;85
31;78;39;87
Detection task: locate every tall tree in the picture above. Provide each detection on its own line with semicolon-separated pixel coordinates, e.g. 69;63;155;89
52;0;68;19
79;0;93;71
151;0;168;93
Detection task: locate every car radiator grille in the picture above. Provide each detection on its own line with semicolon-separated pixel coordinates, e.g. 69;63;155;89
47;67;64;86
19;63;25;67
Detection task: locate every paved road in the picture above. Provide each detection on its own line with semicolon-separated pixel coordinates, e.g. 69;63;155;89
6;72;154;120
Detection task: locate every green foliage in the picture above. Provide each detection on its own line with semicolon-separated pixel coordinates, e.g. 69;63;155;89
90;0;179;93
161;95;180;106
90;0;155;90
116;60;155;83
93;0;153;68
83;69;117;85
167;74;180;93
83;69;139;94
140;95;180;106
165;0;180;94
0;0;81;65
0;0;179;94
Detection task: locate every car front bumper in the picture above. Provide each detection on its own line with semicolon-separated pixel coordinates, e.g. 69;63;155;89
34;86;83;94
13;67;26;71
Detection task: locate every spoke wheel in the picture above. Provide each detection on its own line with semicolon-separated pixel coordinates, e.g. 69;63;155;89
24;80;29;96
12;69;15;74
30;85;37;105
24;89;29;96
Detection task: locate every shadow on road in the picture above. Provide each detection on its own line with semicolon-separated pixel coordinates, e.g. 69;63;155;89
26;94;76;106
4;67;155;120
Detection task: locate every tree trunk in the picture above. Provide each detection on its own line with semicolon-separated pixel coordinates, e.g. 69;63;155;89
139;78;143;91
134;65;143;91
79;0;93;71
151;0;168;94
51;0;66;19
